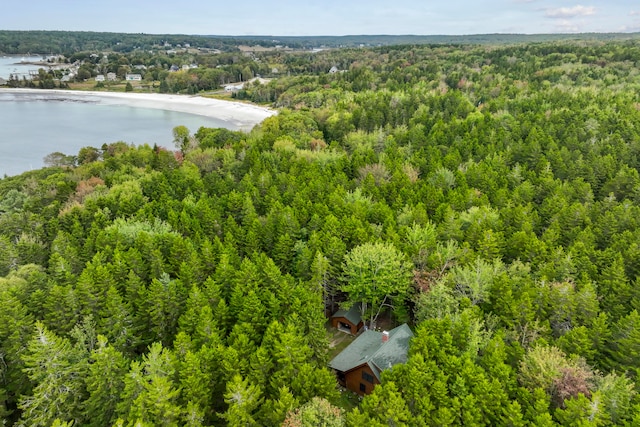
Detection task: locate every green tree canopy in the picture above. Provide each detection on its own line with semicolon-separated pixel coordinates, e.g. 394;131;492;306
341;242;412;328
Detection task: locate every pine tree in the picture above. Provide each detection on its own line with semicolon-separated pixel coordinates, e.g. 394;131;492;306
259;386;297;426
83;336;128;427
98;286;137;354
18;322;89;426
311;251;337;313
120;342;182;426
610;310;640;373
0;283;35;410
599;256;632;321
178;350;212;419
553;393;603;426
348;381;414;426
221;375;263;427
145;274;182;345
596;372;636;425
43;284;80;335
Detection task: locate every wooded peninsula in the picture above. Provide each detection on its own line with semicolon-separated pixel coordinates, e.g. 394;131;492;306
2;31;640;426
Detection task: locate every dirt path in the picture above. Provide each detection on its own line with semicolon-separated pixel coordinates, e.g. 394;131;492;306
329;332;349;348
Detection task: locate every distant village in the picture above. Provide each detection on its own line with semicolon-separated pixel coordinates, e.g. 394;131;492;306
0;40;344;91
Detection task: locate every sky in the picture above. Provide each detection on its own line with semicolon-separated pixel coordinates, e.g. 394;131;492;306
2;1;639;36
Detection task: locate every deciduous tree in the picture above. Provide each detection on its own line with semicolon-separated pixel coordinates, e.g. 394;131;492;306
341;242;412;328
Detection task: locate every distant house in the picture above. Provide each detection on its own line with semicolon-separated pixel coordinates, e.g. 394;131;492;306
95;74;105;82
125;74;142;81
329;66;339;74
107;72;117;81
169;65;180;72
224;83;244;92
331;305;364;335
329;324;413;395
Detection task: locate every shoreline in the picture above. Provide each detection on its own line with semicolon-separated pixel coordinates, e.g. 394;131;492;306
0;88;276;130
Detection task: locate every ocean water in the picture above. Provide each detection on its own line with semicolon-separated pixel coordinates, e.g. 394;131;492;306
0;55;47;80
0;92;235;177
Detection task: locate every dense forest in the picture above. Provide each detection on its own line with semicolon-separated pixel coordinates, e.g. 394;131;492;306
2;30;640;55
3;39;640;425
0;31;277;54
257;32;640;48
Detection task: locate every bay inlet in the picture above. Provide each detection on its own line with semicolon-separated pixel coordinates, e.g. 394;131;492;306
0;89;275;177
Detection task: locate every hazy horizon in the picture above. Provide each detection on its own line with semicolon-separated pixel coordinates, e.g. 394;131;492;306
2;1;638;36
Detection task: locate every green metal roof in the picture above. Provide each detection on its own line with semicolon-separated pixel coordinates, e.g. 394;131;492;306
331;303;362;326
329;323;413;381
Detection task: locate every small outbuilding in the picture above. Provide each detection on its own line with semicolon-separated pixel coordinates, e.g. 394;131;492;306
329;323;413;395
330;304;364;335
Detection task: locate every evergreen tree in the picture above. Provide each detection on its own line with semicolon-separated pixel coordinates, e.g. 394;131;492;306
347;382;413;427
18;323;89;426
221;375;263;427
83;336;128;427
120;342;181;426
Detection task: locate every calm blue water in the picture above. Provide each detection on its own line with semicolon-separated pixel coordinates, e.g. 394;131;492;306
0;56;47;80
0;93;235;177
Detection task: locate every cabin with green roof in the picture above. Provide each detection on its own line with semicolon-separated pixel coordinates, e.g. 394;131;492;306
328;323;413;395
330;304;364;335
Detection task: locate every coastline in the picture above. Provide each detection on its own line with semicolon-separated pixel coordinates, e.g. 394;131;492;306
0;88;276;130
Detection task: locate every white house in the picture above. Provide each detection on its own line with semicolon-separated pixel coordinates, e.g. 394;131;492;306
95;74;105;82
125;74;142;81
224;83;244;92
107;72;117;81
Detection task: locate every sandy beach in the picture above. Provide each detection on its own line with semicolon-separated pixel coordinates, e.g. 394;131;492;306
0;88;276;130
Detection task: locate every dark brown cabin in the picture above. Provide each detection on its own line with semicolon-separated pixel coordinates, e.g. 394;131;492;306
330;304;364;335
329;324;413;395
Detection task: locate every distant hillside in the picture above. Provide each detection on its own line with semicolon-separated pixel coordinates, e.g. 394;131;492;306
0;30;273;55
1;30;639;55
207;32;640;47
